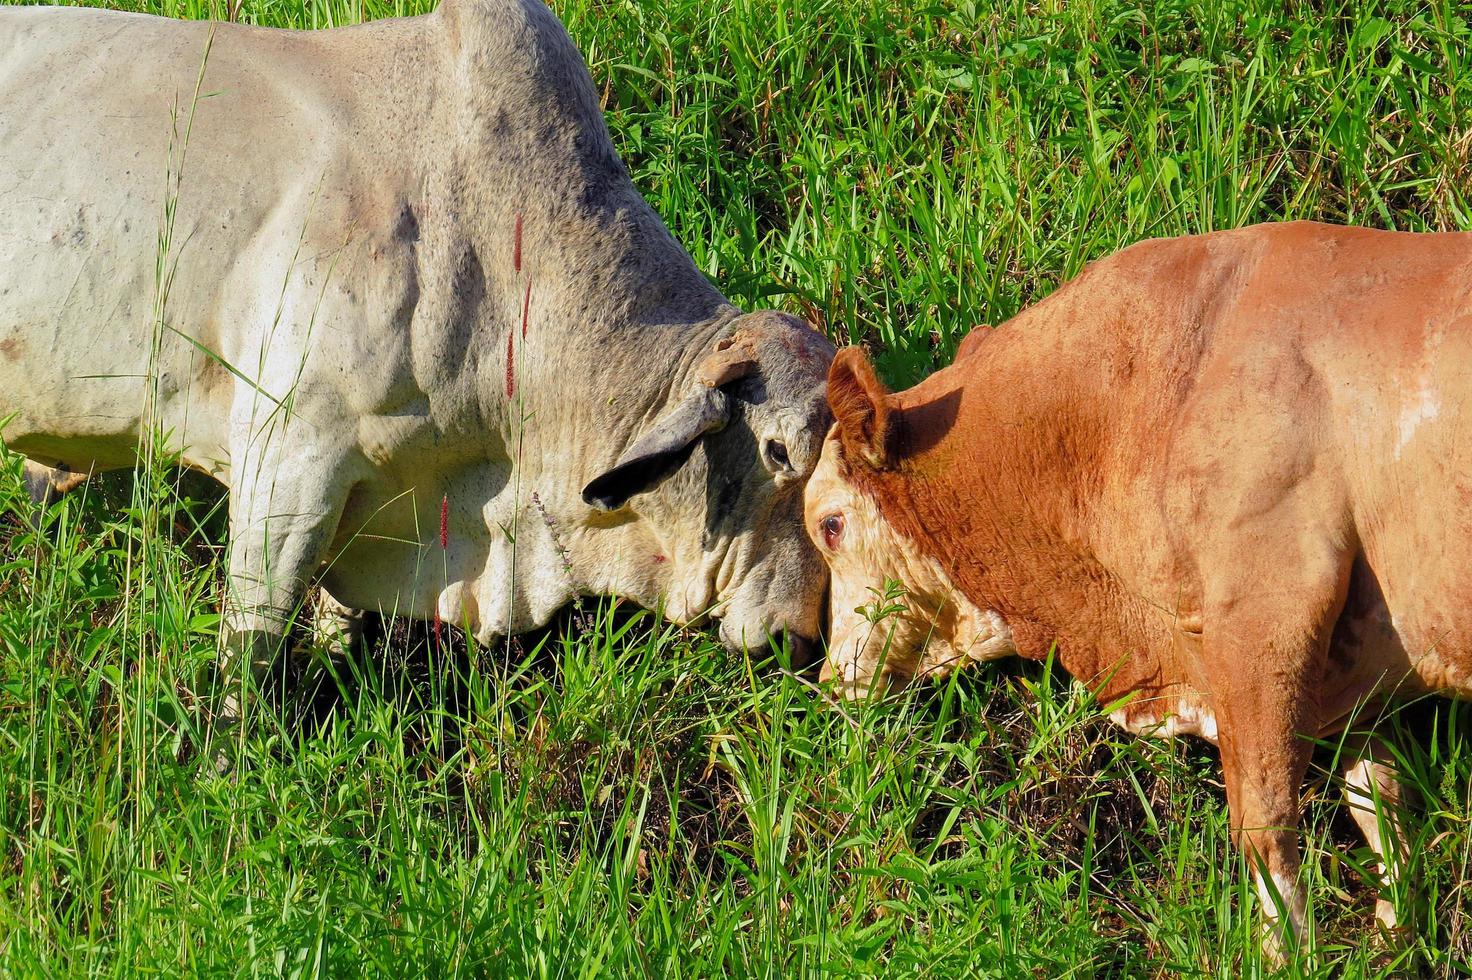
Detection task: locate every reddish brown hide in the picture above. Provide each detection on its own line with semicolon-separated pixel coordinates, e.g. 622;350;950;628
805;220;1472;951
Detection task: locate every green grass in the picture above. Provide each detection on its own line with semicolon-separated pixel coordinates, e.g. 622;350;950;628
4;0;1472;974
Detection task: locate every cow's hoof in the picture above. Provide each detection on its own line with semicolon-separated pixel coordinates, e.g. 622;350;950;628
1369;898;1411;949
183;706;252;778
174;726;238;778
22;466;56;510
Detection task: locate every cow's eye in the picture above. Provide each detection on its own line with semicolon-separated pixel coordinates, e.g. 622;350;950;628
765;440;791;472
820;513;845;549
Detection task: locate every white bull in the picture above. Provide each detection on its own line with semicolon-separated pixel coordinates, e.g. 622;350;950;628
0;0;835;717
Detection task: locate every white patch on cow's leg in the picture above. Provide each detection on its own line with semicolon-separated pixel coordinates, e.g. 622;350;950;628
1374;898;1398;934
1340;739;1408;936
1256;866;1309;963
1224;745;1312;967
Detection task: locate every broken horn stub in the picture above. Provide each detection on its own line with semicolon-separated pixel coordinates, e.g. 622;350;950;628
688;313;830;388
694;311;828;389
696;331;761;388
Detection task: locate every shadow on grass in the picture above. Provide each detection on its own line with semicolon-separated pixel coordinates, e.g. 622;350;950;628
7;461;1472;970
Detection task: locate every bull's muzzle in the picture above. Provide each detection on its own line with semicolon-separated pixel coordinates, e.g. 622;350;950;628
717;620;819;669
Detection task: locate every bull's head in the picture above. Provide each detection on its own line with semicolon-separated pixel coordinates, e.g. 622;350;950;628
581;311;836;661
802;347;1016;697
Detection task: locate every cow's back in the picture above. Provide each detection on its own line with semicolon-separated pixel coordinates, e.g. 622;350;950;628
0;5;432;474
1077;222;1472;711
916;222;1472;716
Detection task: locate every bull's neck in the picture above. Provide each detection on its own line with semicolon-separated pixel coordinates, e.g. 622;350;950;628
481;183;739;433
413;135;737;453
877;325;1156;674
416;0;747;461
411;2;733;368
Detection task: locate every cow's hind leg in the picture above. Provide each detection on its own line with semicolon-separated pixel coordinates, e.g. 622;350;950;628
1340;734;1408;935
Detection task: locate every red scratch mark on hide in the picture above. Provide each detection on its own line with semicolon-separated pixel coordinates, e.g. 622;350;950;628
513;212;523;273
435;493;449;645
522;275;533;339
652;554;666;564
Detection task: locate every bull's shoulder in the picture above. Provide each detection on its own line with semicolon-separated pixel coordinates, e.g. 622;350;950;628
434;0;585;67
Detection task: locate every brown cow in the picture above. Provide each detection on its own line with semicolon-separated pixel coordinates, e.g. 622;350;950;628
804;220;1472;952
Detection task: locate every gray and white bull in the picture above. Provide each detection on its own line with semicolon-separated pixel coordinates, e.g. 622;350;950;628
0;0;835;716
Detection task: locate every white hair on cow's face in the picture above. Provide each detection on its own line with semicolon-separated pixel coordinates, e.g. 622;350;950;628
803;431;1015;697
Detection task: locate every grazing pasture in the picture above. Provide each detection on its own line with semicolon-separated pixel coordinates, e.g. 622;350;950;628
2;0;1472;974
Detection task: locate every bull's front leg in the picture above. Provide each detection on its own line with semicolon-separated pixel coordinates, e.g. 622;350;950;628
215;441;354;732
1209;624;1351;971
1201;544;1352;964
310;587;366;658
1195;503;1354;953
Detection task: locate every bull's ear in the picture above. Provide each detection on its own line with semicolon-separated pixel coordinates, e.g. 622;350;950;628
582;387;731;511
828;346;892;469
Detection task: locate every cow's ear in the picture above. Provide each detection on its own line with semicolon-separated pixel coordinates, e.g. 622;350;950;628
828;346;892;469
954;324;991;362
582;387;731;511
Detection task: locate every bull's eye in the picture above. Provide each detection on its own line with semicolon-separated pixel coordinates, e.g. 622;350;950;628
820;513;845;550
765;440;791;472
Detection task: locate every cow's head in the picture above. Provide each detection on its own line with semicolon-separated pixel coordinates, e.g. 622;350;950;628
582;311;836;660
803;347;1016;697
